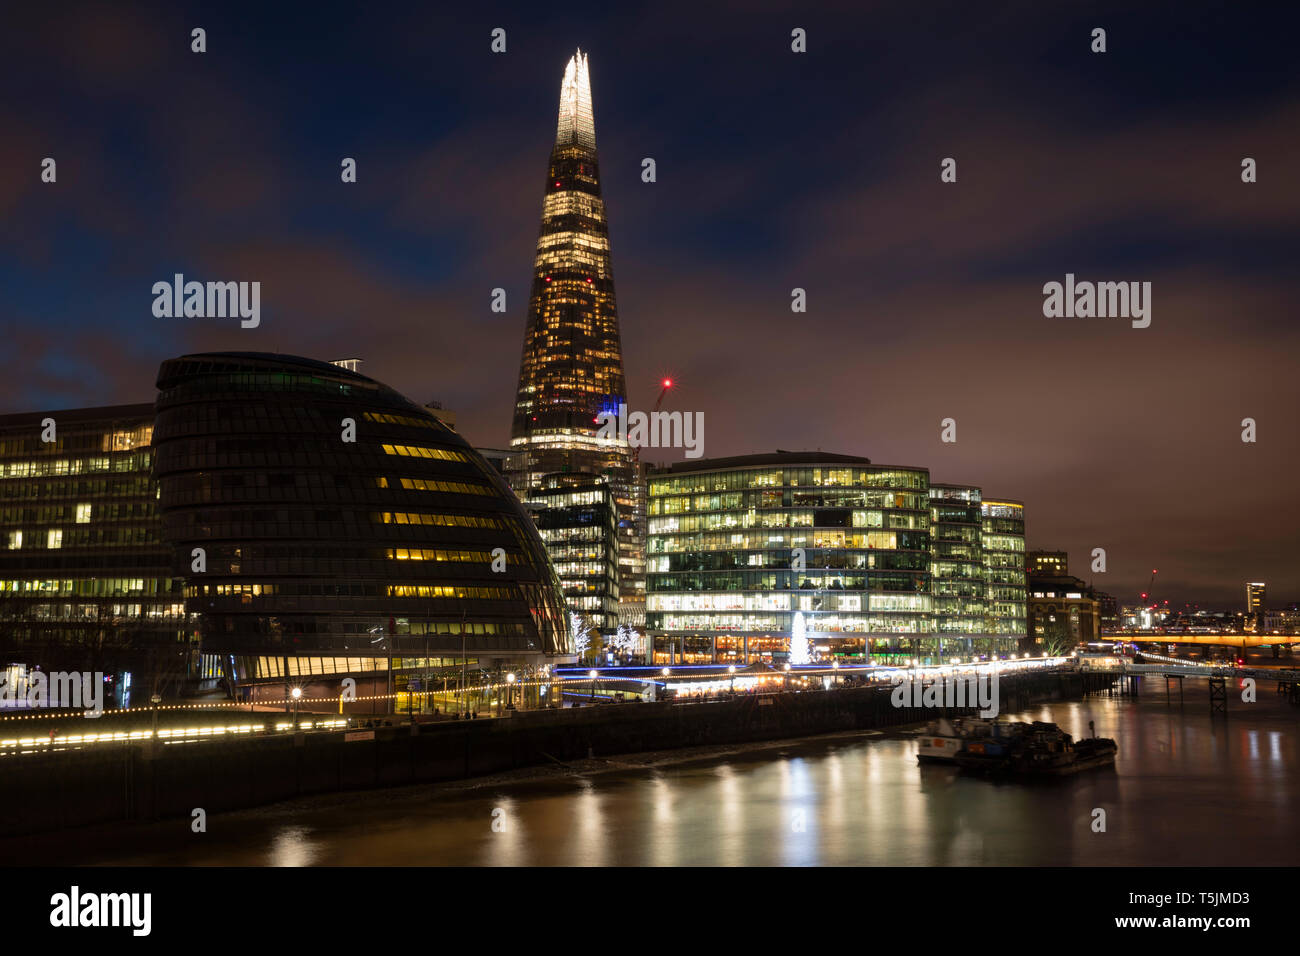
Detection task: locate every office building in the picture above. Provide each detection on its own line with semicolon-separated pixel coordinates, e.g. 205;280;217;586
646;452;933;664
0;404;190;703
524;474;620;630
1246;582;1266;614
929;484;986;643
1027;550;1068;577
981;499;1028;640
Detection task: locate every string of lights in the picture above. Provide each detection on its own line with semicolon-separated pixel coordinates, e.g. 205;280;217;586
0;657;1069;722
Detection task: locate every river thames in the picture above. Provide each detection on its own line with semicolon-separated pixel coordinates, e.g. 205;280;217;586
11;682;1299;867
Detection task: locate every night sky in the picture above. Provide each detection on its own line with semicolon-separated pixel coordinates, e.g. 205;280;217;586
1;2;1297;608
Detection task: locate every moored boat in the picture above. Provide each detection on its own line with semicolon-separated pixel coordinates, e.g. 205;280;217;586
954;721;1117;777
917;716;1027;763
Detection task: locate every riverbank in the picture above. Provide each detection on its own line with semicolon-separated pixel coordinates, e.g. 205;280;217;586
7;687;1299;867
0;669;1080;837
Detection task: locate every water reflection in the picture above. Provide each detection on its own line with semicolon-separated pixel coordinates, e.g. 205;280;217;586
269;827;319;867
17;692;1300;867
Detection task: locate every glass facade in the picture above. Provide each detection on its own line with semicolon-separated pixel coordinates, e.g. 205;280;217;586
506;50;644;627
646;455;1028;664
524;474;619;630
929;484;987;641
981;499;1028;638
153;352;570;691
0;404;190;694
646;453;934;664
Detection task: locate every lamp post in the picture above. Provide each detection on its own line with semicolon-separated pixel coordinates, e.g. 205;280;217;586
728;664;736;695
460;610;468;718
291;686;302;730
506;671;516;711
832;659;840;689
589;669;598;705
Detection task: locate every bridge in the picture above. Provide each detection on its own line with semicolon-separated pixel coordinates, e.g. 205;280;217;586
1079;649;1300;712
1105;630;1299;649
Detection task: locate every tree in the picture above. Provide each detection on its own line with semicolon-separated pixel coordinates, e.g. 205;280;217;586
1039;632;1071;658
612;623;640;660
789;611;812;665
569;611;593;659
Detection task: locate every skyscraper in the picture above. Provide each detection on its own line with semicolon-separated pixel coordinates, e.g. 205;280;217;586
1246;582;1266;614
507;50;644;629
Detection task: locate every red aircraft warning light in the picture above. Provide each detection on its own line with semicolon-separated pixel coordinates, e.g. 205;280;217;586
653;377;675;412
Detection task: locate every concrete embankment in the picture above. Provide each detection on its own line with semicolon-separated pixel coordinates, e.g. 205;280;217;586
0;669;1083;837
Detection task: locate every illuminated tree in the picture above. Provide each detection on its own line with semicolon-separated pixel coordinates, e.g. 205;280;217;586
613;623;639;658
789;611;812;665
569;611;592;659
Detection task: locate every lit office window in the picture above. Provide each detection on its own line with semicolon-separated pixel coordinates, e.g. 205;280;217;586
75;503;92;523
47;529;63;549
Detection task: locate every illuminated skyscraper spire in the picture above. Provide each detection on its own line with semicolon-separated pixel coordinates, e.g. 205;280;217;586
511;49;625;449
556;49;595;149
508;51;645;630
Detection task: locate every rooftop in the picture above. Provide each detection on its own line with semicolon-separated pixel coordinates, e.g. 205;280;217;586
650;450;874;475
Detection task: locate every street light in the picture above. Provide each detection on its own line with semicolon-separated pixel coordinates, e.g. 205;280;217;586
291;686;302;729
728;664;736;694
589;669;598;704
506;671;516;711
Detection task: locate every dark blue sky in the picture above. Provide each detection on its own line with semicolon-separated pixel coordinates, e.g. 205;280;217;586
1;1;1298;606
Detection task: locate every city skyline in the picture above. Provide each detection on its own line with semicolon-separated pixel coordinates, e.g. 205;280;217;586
2;4;1298;608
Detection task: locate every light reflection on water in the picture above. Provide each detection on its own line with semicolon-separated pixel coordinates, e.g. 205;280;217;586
269;827;319;867
22;693;1300;866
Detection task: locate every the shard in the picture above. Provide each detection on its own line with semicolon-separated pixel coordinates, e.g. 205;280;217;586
508;51;645;635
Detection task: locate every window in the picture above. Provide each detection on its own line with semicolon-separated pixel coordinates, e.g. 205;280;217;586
5;530;20;550
75;503;92;524
47;529;63;549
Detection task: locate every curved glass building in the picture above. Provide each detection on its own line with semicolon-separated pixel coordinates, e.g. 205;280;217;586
153;353;569;696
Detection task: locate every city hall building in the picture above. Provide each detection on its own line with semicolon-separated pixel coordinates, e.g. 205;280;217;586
152;353;572;700
645;452;1026;665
